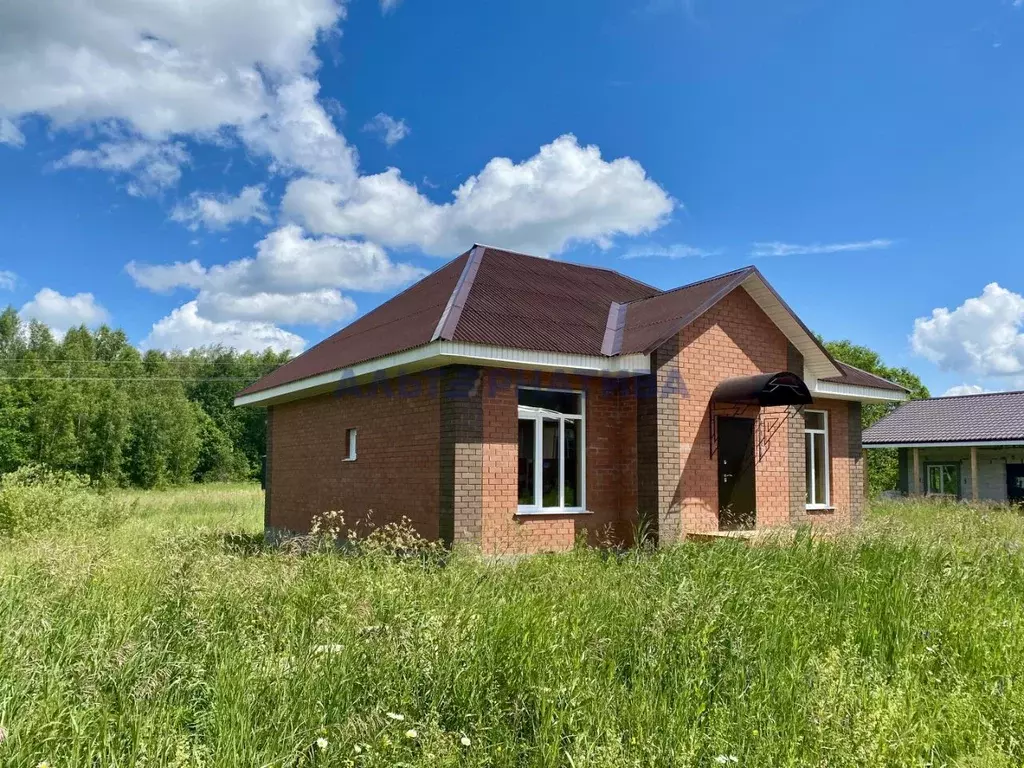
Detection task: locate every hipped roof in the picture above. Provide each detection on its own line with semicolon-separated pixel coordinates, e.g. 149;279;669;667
239;245;905;399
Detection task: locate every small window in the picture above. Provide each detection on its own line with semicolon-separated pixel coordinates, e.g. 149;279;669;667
344;428;357;461
804;410;829;508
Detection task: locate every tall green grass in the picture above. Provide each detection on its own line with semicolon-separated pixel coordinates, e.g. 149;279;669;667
0;487;1022;767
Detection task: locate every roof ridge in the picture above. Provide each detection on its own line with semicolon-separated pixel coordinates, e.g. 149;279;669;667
922;389;1024;402
620;265;756;306
625;269;755;353
432;245;484;340
277;249;470;359
473;243;662;295
834;360;893;380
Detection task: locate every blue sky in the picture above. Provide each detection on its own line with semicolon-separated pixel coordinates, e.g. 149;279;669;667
2;0;1024;397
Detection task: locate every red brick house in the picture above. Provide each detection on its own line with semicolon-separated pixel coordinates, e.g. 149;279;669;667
236;245;906;554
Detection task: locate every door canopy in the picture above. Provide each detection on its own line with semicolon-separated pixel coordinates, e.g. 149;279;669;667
712;371;812;407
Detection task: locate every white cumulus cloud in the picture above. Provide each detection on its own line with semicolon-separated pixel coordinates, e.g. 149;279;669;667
941;384;990;397
55;140;190;196
362;113;409;147
912;283;1024;378
283;134;675;257
751;239;893;257
171;185;271;231
195;289;356;327
0;0;352;188
129;224;425;334
129;225;425;297
0;0;342;135
142;301;306;353
239;77;358;184
0;118;24;147
125;260;207;293
20;288;110;335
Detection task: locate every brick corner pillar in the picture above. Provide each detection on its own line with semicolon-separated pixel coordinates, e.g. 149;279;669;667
636;336;682;544
439;365;484;547
787;343;808;524
263;405;274;533
848;401;865;524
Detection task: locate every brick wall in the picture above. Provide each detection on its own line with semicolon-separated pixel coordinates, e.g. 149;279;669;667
848;401;864;523
796;398;856;528
439;366;484;546
664;287;863;533
636;337;683;544
787;344;807;523
264;287;867;549
479;369;637;555
674;287;792;533
266;373;441;538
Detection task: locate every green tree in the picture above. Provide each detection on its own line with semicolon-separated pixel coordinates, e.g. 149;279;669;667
824;340;930;494
0;306;285;488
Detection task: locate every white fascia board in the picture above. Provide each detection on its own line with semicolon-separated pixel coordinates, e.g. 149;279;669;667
740;274;841;379
809;377;909;403
234;341;651;407
865;440;1024;449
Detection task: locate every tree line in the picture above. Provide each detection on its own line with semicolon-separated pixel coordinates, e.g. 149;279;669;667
823;340;930;495
0;307;289;488
0;303;929;493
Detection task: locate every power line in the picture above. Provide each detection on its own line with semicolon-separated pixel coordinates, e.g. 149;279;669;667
0;376;259;383
0;357;281;365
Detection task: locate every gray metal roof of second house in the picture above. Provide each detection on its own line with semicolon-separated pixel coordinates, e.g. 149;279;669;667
863;390;1024;446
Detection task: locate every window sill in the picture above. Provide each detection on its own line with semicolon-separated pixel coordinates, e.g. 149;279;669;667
516;508;592;517
805;505;836;513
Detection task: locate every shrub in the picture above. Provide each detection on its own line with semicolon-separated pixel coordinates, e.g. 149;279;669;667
0;464;131;536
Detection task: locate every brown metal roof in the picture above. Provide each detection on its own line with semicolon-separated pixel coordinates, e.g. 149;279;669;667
863;390;1024;445
237;250;469;396
823;362;909;394
618;268;754;354
239;246;906;399
446;247;656;354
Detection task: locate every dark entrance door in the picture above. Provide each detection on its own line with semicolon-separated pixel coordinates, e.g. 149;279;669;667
1007;464;1024;504
718;417;756;530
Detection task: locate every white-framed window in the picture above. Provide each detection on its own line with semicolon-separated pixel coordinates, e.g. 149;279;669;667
805;410;830;508
517;388;585;513
925;463;959;498
344;428;357;461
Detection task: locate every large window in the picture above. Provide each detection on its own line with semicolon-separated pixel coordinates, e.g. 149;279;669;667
517;388;585;512
926;463;960;498
805;410;830;508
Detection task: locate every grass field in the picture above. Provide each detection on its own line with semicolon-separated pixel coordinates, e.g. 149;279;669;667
1;485;1024;767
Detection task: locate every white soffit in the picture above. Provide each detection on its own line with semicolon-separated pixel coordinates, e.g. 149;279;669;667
234;341;651;407
740;274;840;379
809;377;908;403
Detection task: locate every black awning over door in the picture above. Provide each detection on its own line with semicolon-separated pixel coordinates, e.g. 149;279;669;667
712;371;812;407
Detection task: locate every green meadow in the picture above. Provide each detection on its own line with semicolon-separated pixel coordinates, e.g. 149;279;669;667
1;481;1022;767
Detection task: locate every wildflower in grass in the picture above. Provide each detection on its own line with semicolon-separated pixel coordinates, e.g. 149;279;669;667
405;729;418;739
37;762;51;768
714;756;739;764
316;737;328;751
354;744;363;754
386;712;404;721
314;644;344;654
460;736;471;747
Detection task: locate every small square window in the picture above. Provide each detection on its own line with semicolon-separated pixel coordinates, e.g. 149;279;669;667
344;428;357;461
